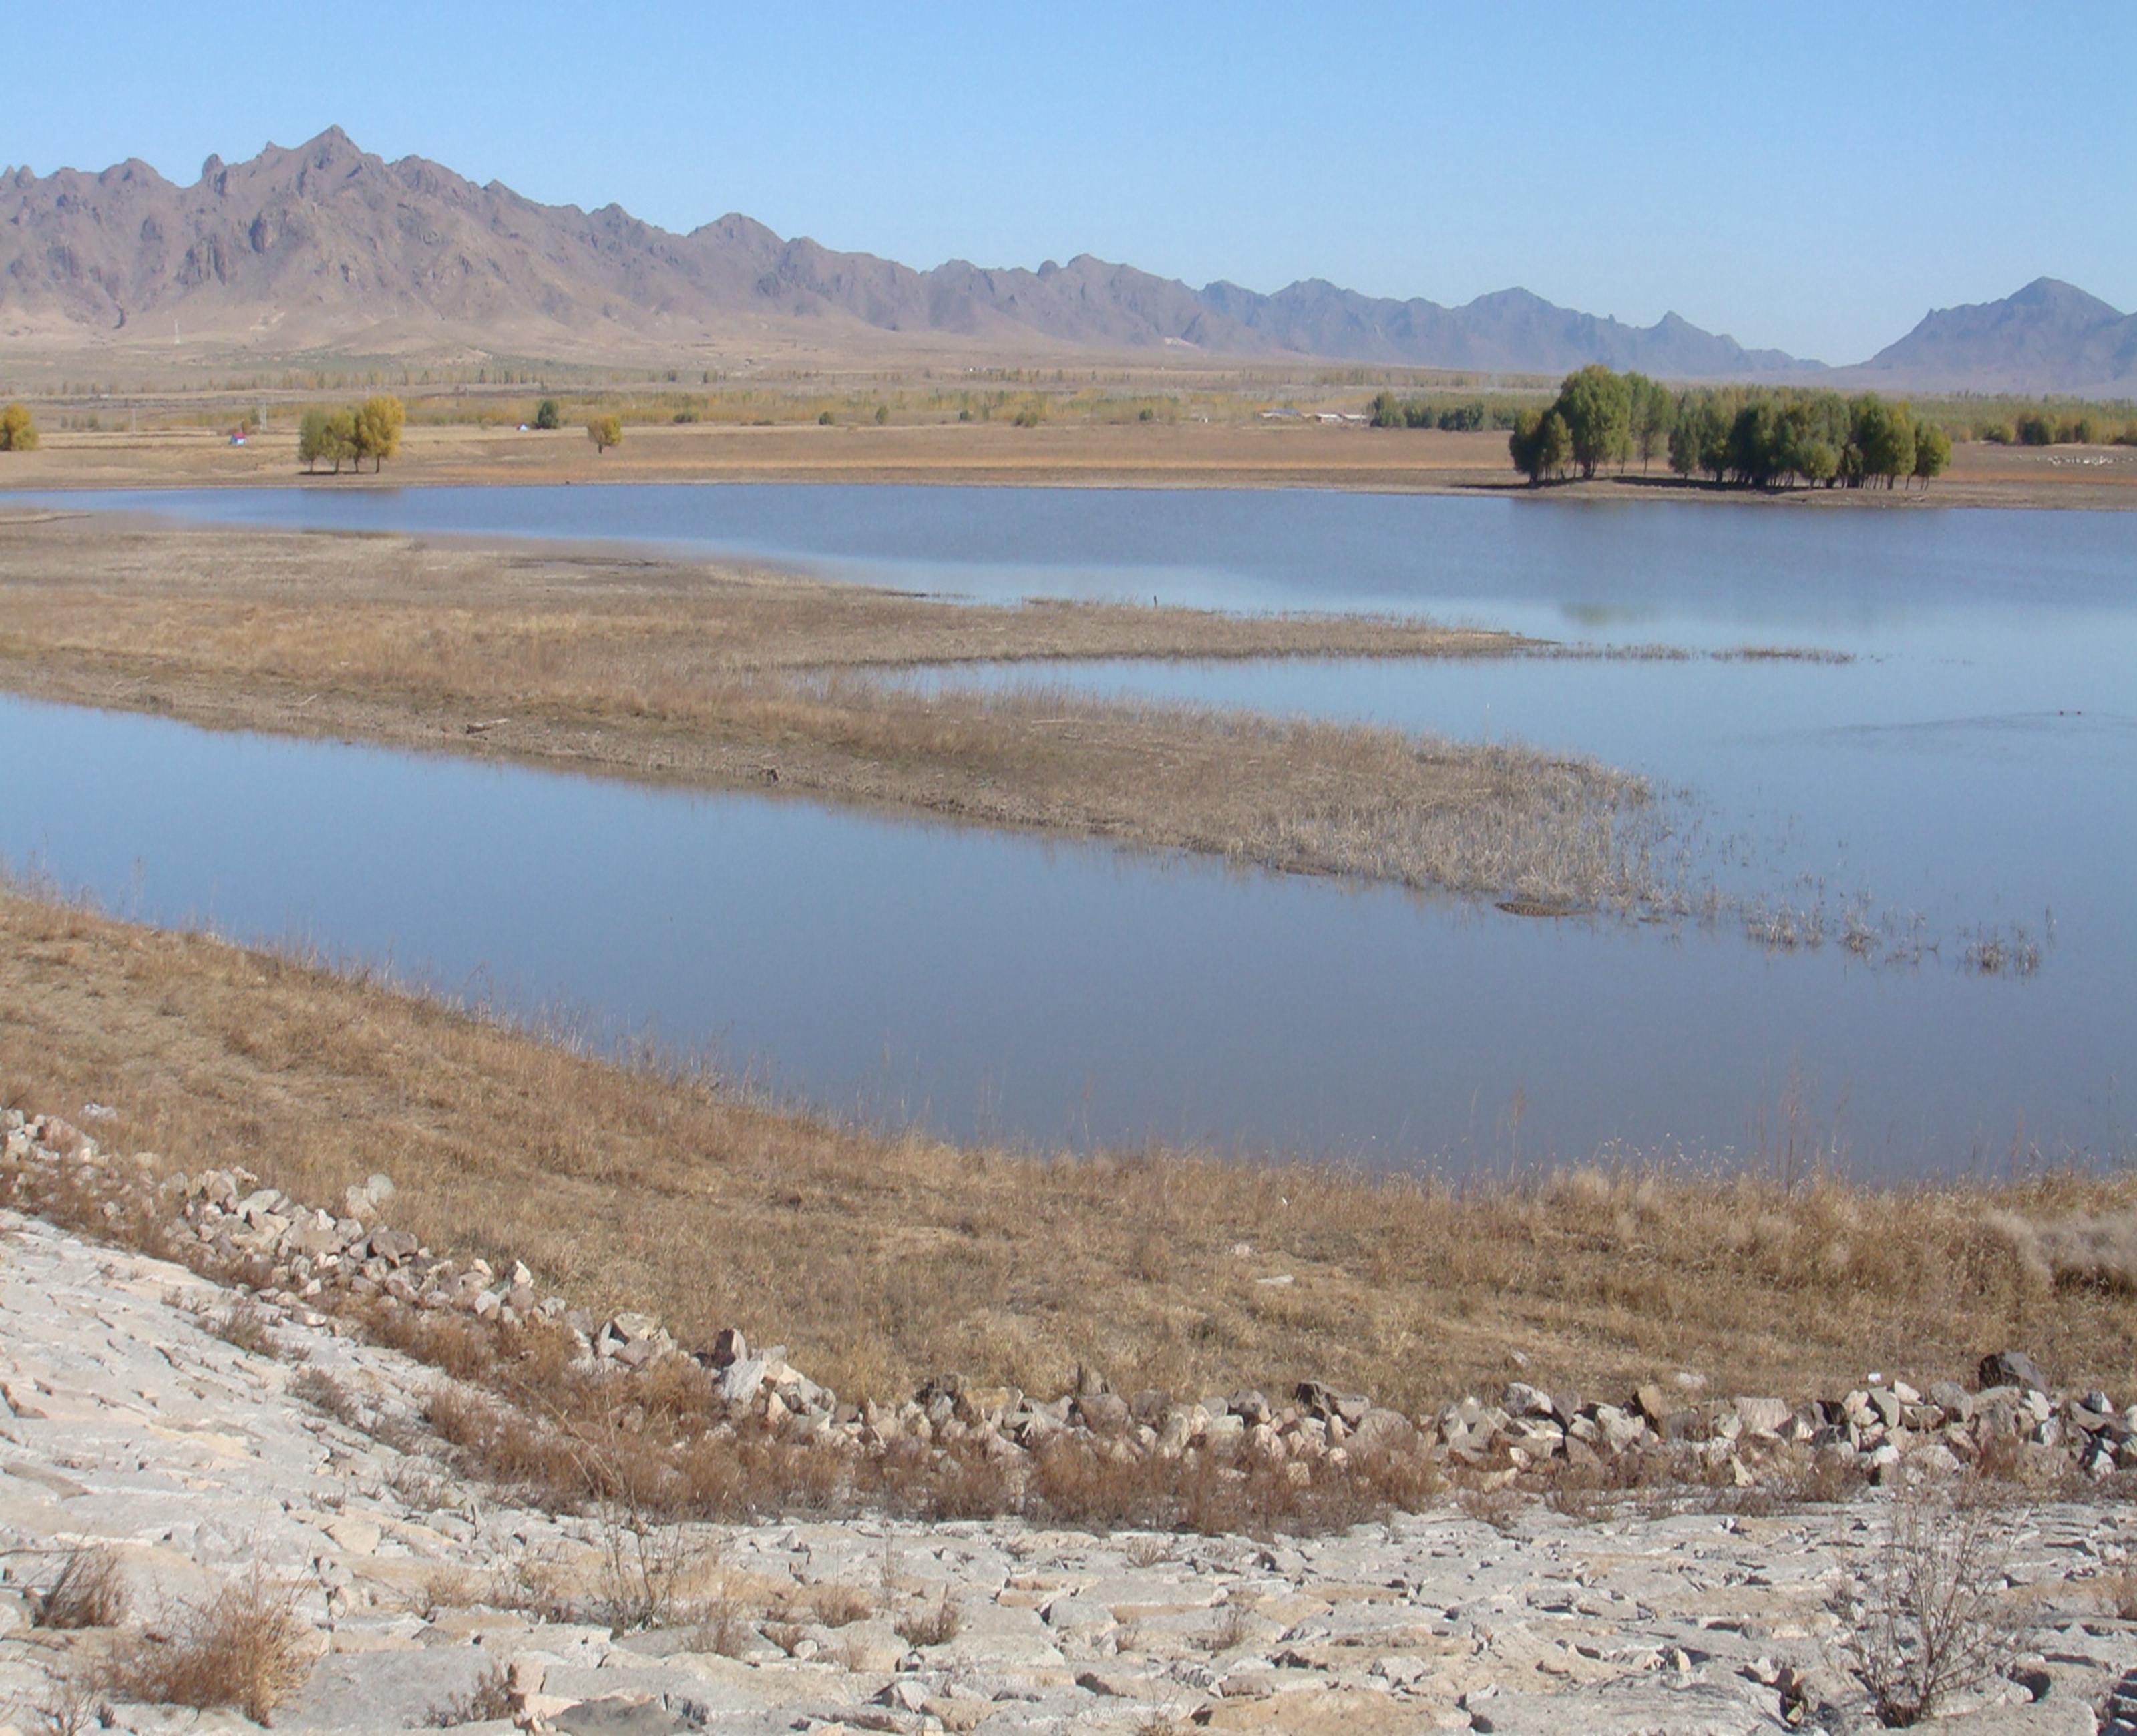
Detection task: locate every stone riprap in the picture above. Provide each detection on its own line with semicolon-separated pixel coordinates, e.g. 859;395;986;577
9;1109;2137;1513
9;1105;2137;1732
3;1210;2137;1736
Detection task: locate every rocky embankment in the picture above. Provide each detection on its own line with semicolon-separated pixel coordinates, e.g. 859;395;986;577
6;1106;2137;1733
12;1108;2136;1510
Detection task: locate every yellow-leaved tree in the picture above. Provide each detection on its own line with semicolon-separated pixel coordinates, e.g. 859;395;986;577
351;395;405;473
587;413;623;454
0;403;39;451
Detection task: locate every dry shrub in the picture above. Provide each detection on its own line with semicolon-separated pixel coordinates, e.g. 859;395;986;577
287;1365;366;1429
894;1588;963;1648
1832;1488;2021;1727
102;1561;313;1724
763;1620;807;1657
36;1544;127;1629
427;1657;512;1727
1196;1598;1257;1654
206;1297;280;1359
27;1677;100;1736
594;1512;697;1632
693;1585;750;1657
1123;1534;1177;1568
808;1583;876;1627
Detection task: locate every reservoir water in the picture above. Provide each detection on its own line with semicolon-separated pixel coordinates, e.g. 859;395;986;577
5;485;2132;1174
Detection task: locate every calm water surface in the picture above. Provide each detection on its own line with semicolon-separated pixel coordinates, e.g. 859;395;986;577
5;486;2131;1173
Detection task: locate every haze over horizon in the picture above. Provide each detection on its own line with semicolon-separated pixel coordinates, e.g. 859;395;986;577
6;1;2132;368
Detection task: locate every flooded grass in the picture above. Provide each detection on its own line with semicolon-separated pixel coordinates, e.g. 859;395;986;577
0;515;1700;909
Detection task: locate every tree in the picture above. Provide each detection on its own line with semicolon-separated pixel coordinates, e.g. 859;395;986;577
1555;364;1632;478
534;398;562;431
587;413;623;454
297;407;333;471
1912;423;1952;489
0;403;39;451
1851;395;1917;489
1668;391;1733;482
1508;409;1546;481
351;395;404;472
1626;373;1674;471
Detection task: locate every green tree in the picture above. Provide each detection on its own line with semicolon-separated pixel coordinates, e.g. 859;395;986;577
1626;373;1674;471
351;395;404;472
1911;422;1952;488
1533;410;1571;480
1554;364;1633;478
297;407;332;471
1668;391;1734;481
587;413;623;453
1850;396;1917;489
534;398;562;431
1507;409;1546;481
0;402;39;451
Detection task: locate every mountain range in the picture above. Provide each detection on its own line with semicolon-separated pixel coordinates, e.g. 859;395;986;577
1;128;2128;393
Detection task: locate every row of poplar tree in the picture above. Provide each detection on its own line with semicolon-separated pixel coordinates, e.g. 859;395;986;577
1507;365;1950;490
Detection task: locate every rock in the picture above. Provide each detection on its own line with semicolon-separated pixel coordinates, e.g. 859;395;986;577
1502;1381;1555;1418
717;1356;767;1405
1924;1703;2098;1735
1733;1396;1792;1437
1981;1349;2048;1393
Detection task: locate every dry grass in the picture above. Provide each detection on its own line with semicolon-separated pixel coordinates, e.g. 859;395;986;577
894;1588;964;1649
8;885;2137;1434
205;1296;282;1359
427;1659;514;1729
34;1544;128;1630
99;1560;313;1725
0;515;1682;907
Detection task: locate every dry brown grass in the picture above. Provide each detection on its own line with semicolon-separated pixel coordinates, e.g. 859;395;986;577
894;1588;964;1649
0;515;1678;906
34;1544;128;1630
99;1560;313;1724
9;885;2137;1430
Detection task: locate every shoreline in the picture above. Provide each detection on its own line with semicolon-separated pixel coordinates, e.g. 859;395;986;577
1;419;2131;507
6;880;2132;1417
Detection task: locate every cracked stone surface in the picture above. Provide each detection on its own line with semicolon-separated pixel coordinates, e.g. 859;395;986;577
2;1211;2134;1735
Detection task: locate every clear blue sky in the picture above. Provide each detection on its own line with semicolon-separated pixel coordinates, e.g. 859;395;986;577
5;1;2130;363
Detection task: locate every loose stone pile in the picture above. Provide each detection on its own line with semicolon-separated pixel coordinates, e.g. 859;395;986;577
7;1105;2136;1517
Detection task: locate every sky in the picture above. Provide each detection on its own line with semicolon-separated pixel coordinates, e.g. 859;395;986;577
3;1;2132;364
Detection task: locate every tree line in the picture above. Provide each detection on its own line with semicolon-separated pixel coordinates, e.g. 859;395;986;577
1507;365;1950;491
1367;392;1520;433
298;395;405;473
